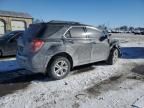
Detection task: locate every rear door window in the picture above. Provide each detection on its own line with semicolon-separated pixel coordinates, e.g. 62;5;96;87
68;27;86;38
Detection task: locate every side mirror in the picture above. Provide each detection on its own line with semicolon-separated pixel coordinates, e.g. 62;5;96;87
99;35;107;41
109;34;112;36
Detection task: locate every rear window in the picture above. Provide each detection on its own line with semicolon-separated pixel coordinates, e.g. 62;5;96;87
23;23;46;41
44;25;64;37
23;23;63;41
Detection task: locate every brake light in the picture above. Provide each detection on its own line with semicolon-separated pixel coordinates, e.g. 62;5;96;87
31;39;44;52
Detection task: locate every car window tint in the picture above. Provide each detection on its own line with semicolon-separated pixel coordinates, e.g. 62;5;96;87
24;23;46;41
69;27;86;38
86;27;102;38
44;25;64;37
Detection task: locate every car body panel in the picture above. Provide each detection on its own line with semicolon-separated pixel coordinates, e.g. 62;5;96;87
64;38;92;66
90;38;110;62
17;21;121;73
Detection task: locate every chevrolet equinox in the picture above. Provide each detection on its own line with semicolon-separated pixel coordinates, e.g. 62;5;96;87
17;21;121;80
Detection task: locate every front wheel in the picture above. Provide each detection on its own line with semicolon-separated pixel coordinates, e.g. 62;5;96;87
107;48;119;65
47;56;71;80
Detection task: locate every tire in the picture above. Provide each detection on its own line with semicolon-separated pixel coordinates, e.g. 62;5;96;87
0;51;2;57
47;56;71;80
107;48;119;65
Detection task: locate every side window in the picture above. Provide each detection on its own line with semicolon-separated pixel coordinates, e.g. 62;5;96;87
86;27;102;38
69;27;86;38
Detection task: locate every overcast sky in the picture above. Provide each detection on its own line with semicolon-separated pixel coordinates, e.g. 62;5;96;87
0;0;144;27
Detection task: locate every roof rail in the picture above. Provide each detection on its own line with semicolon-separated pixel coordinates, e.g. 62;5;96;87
48;20;80;24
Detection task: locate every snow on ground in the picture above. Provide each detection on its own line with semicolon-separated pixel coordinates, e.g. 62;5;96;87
0;34;144;108
133;95;144;108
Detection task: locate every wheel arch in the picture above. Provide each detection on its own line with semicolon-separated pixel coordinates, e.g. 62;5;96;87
47;52;73;70
110;44;121;57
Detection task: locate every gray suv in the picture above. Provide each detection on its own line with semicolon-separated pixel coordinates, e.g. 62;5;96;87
17;21;121;80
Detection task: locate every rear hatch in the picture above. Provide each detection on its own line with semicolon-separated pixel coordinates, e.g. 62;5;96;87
17;23;63;56
17;23;46;56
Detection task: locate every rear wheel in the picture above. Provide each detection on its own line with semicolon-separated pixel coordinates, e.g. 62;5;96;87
47;56;71;80
0;51;2;57
107;48;119;65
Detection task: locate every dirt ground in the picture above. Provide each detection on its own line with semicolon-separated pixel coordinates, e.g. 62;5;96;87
0;33;144;108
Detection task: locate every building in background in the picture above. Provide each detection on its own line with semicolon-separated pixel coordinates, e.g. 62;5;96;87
0;10;33;37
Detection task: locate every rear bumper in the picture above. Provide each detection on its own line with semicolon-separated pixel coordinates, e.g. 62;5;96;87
16;54;50;73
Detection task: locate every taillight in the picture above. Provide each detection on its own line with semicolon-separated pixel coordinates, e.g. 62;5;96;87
31;39;44;52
